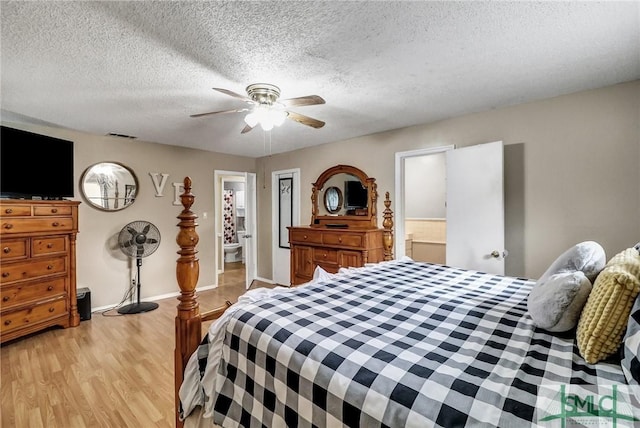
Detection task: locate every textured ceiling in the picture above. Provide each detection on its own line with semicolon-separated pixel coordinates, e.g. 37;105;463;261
1;1;639;158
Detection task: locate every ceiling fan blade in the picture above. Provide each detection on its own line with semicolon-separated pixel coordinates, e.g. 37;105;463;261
212;87;252;102
190;107;249;118
240;124;254;134
280;95;325;107
286;111;325;129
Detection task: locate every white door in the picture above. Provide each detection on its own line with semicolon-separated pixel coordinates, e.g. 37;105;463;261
272;169;300;286
244;172;257;289
446;141;505;275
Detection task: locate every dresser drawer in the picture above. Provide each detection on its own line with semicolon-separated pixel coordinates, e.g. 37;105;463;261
34;206;73;216
1;205;31;217
1;256;66;283
323;233;363;248
1;217;74;234
1;277;66;308
32;237;67;256
290;230;323;244
1;239;28;261
313;248;338;263
1;298;68;335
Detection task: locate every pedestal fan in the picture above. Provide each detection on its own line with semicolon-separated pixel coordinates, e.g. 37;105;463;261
117;220;161;314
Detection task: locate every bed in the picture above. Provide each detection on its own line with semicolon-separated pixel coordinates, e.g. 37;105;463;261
173;177;640;428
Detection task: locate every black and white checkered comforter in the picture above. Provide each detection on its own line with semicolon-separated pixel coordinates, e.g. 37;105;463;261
189;259;628;427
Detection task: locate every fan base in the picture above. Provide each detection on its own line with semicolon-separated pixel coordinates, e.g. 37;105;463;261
117;301;159;315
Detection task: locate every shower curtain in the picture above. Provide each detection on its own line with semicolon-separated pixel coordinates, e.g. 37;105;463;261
223;190;236;244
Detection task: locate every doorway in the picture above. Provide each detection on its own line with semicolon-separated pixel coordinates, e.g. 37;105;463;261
395;142;506;275
395;146;454;261
214;170;257;289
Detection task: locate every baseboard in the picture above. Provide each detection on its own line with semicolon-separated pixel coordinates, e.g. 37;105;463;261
91;283;218;313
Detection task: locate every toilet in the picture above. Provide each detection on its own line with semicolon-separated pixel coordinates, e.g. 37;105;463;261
223;242;241;262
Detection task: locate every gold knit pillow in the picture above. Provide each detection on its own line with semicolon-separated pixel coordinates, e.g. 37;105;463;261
576;247;640;364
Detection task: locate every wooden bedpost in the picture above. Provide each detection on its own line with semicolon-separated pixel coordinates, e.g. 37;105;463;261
175;177;201;428
383;191;394;261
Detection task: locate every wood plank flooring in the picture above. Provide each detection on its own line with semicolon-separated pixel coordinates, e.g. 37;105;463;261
1;263;275;428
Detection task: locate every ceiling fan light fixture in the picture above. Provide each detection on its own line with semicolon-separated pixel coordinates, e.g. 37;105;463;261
244;111;259;128
244;105;288;131
192;83;324;134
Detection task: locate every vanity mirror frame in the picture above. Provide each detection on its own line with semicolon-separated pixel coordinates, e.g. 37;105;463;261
80;161;138;211
311;164;378;228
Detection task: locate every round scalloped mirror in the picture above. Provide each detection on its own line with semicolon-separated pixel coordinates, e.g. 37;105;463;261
81;162;138;211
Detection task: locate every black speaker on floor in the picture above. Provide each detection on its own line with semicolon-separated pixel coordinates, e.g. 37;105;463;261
77;287;91;321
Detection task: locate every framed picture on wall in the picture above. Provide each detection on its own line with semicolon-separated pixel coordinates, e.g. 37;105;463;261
279;177;293;248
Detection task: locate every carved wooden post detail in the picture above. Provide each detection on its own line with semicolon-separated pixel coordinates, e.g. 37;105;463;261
311;185;318;221
382;191;394;261
174;177;200;428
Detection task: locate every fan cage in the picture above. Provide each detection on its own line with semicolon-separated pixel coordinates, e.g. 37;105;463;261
118;220;161;259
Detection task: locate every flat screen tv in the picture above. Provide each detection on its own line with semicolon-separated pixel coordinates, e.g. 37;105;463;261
344;180;368;209
0;126;75;199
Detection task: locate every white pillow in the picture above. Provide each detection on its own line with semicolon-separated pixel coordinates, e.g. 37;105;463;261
527;241;606;332
538;241;606;283
528;272;592;332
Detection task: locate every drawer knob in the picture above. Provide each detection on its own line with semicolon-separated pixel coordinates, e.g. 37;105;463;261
3;247;10;254
5;209;12;214
47;243;53;249
338;237;342;242
47;285;54;291
52;222;60;227
51;208;58;213
303;235;308;239
4;224;13;230
2;296;9;302
2;272;9;278
49;307;55;313
47;265;54;270
4;320;11;326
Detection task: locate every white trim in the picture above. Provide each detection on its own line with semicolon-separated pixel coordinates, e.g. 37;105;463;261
255;276;276;285
394;145;454;259
91;283;218;312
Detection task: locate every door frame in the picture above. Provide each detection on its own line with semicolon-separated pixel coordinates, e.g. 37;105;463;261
213;169;257;283
271;168;301;286
394;145;454;259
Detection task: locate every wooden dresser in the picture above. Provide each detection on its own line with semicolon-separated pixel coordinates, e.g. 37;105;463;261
0;200;80;343
289;227;385;285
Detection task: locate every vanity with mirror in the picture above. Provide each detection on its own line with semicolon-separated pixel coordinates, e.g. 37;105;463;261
288;165;393;285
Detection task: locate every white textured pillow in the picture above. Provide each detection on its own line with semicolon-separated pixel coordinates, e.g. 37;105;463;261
528;272;593;332
538;241;606;283
528;241;606;332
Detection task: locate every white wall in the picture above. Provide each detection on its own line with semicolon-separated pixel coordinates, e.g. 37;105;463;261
255;81;640;279
0;123;256;309
3;81;638;304
404;153;446;218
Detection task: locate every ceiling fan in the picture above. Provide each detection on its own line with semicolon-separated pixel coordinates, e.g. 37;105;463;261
190;83;325;133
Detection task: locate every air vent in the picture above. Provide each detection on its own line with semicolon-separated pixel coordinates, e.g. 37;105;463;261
107;132;137;139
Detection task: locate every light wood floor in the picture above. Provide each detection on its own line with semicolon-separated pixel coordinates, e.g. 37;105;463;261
1;263;275;428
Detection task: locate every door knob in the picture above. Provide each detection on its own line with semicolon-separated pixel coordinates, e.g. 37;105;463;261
491;250;509;259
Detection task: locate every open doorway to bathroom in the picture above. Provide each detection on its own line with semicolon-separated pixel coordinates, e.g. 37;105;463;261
394;145;454;262
214;170;257;289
